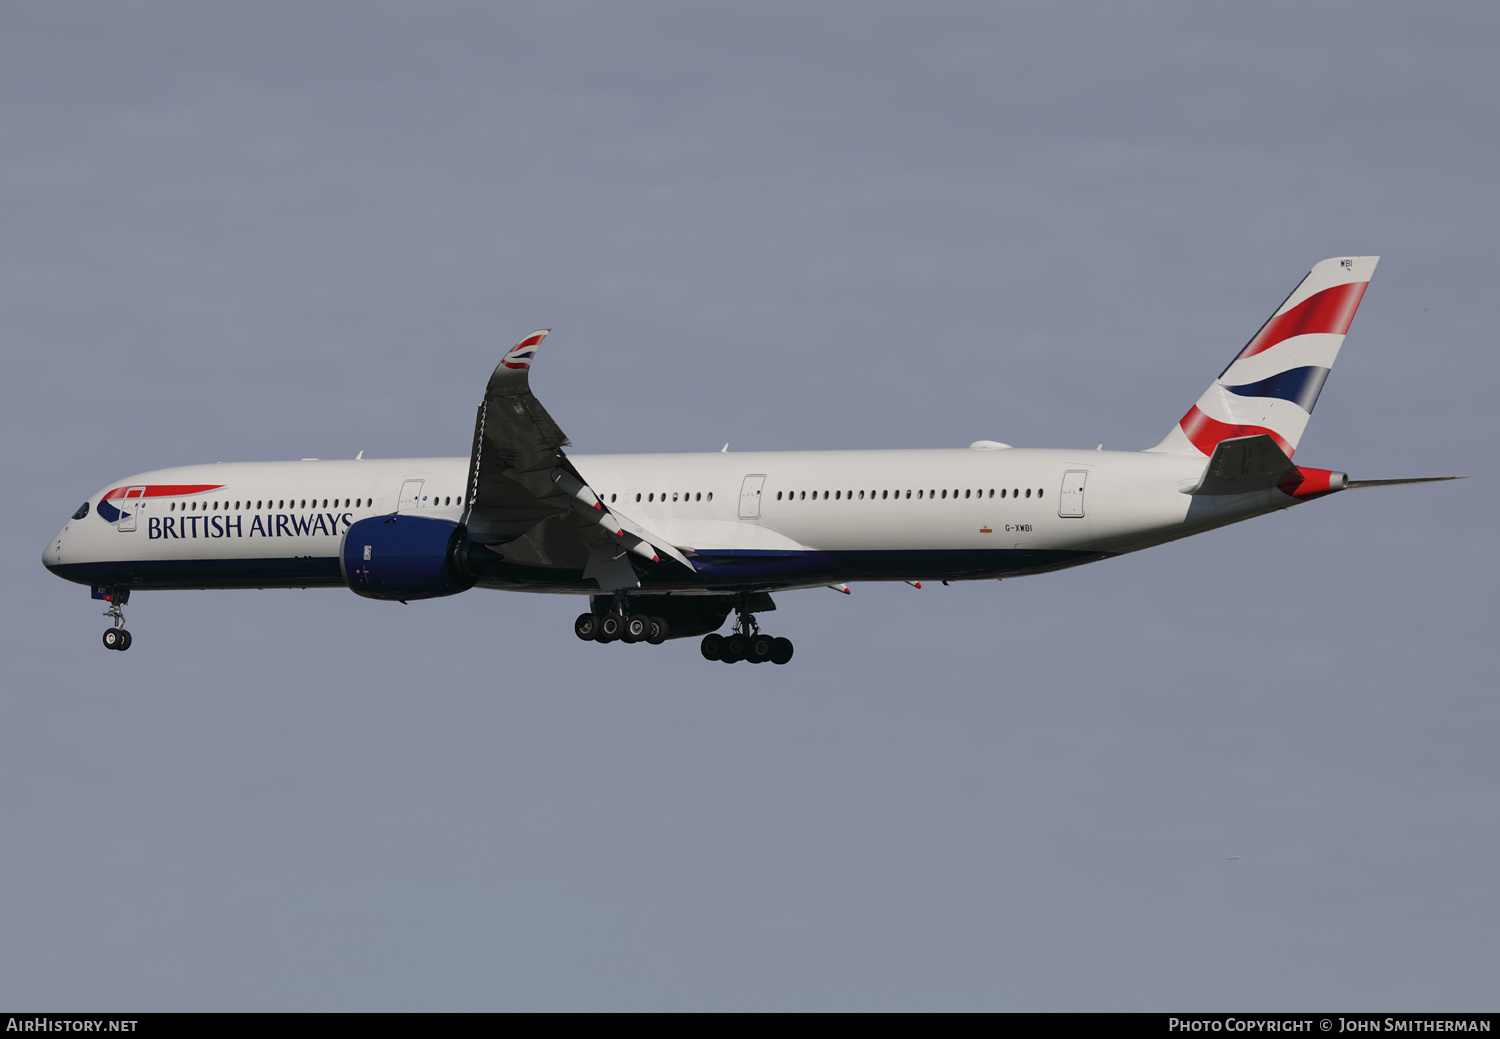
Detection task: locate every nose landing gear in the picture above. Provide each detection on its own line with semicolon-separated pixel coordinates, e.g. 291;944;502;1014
99;587;133;651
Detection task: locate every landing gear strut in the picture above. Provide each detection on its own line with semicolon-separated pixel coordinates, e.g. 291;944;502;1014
101;587;133;651
701;595;793;665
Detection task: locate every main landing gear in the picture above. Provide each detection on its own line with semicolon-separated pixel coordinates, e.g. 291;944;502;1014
574;608;670;646
700;597;793;665
101;589;133;651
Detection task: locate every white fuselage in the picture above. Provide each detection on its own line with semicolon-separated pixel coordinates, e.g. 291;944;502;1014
44;445;1296;596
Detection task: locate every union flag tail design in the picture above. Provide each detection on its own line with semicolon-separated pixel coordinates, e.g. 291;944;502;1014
1148;257;1379;457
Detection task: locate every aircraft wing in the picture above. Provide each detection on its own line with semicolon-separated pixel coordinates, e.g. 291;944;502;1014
462;330;694;589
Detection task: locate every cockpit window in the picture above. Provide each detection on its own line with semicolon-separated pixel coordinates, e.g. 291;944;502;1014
72;501;90;520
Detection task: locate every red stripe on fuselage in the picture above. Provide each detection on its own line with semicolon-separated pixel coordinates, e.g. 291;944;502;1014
101;484;224;500
1237;281;1368;360
1178;406;1295;457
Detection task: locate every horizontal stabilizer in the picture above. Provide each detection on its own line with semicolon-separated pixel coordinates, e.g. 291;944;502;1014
1347;476;1468;489
1184;434;1299;495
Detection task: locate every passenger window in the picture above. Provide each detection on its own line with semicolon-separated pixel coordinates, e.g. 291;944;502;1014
1025;488;1032;498
777;491;783;500
1037;488;1043;498
941;489;947;499
707;492;713;501
636;493;642;502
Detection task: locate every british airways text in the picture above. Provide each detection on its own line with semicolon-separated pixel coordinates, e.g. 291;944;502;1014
148;513;355;540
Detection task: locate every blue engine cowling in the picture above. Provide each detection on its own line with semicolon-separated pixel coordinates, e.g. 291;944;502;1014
340;514;478;601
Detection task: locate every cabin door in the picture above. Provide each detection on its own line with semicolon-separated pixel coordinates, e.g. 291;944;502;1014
738;475;766;519
117;487;146;531
1058;471;1087;518
398;480;425;513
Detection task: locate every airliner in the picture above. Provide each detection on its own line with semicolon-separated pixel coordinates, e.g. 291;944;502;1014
44;256;1456;662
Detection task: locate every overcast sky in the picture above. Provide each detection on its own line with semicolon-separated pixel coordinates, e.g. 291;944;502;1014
2;2;1496;1010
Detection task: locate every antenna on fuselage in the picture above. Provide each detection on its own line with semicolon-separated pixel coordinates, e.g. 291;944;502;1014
721;443;729;453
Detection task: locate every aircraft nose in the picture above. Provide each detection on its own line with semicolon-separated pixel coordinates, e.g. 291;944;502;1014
43;523;71;574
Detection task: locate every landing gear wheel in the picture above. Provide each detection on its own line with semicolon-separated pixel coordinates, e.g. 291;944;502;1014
747;634;773;663
646;617;668;645
574;613;600;641
723;633;747;663
770;637;794;665
102;628;123;651
118;629;132;651
623;613;651;644
701;633;724;661
597;613;623;643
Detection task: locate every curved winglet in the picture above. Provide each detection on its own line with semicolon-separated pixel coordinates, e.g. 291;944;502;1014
487;329;551;392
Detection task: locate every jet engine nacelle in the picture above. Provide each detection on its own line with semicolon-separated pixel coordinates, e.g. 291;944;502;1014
340;514;479;601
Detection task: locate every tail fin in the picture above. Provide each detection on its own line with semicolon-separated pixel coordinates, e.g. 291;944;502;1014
1148;256;1379;457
